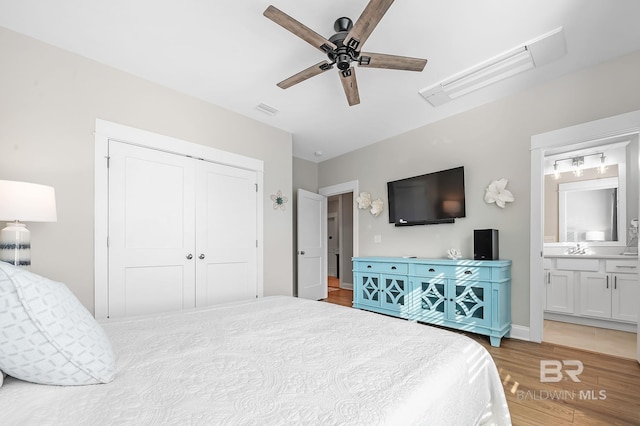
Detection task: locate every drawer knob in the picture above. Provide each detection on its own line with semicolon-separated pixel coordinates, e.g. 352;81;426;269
428;268;435;272
367;265;372;269
391;266;397;270
464;270;472;275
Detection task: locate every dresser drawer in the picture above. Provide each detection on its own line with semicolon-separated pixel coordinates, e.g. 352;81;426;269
413;264;491;281
606;259;638;274
355;261;408;275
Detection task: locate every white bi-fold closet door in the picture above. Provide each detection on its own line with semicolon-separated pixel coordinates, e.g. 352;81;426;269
108;141;258;318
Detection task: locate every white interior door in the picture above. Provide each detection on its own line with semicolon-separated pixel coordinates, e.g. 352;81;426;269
297;189;327;300
108;141;196;317
195;161;258;306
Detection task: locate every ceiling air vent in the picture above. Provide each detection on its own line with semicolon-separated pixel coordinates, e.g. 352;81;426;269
256;103;279;116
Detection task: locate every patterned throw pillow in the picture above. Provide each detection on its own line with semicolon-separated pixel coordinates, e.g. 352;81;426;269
0;261;115;385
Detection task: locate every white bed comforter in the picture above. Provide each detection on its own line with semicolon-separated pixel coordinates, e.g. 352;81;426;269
0;296;511;425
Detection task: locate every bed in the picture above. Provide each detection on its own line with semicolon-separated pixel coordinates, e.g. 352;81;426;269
1;287;511;425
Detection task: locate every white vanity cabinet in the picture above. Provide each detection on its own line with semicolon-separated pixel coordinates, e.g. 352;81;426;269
544;256;638;330
611;273;639;322
544;269;575;314
579;260;639;322
579;272;612;318
607;260;639;322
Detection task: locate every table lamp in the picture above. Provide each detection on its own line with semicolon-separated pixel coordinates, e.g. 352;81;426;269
0;180;57;268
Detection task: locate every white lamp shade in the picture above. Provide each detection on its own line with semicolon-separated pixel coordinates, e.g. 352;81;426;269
0;180;57;222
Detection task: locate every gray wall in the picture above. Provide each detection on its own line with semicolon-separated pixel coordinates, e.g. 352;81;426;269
316;49;640;327
0;27;294;312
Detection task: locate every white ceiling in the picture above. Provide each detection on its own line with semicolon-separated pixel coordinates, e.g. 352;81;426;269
1;0;640;162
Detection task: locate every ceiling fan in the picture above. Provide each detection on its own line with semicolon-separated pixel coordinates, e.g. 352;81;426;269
264;0;427;106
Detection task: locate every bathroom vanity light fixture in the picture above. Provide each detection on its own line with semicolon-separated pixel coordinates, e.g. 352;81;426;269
552;152;606;179
571;156;584;177
599;154;607;174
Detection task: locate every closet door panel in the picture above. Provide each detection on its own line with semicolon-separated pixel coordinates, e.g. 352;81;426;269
108;141;196;317
195;161;258;305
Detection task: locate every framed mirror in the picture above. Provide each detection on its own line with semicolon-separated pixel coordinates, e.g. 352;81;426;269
558;177;622;242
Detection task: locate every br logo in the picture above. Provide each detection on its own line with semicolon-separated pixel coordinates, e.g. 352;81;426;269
540;360;583;382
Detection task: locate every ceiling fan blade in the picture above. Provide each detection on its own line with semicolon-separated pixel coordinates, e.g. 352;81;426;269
277;60;334;89
359;52;427;72
264;5;337;54
344;0;395;51
339;68;360;106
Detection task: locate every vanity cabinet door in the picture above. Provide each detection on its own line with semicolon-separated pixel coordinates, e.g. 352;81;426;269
612;273;639;322
579;272;612;319
546;270;575;314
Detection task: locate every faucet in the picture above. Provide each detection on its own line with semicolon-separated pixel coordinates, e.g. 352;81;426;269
566;243;588;255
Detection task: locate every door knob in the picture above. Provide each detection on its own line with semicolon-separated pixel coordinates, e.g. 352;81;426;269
186;254;193;260
199;254;205;260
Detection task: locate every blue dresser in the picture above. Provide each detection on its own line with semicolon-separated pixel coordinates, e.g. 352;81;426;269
353;257;512;347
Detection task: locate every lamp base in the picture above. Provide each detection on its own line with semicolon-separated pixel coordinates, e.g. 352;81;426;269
0;221;31;268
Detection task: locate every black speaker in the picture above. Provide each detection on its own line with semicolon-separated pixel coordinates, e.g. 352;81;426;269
474;229;499;260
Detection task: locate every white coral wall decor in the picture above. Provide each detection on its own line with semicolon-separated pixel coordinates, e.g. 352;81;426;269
447;248;462;260
356;192;372;209
356;192;384;216
370;198;384;217
484;178;515;208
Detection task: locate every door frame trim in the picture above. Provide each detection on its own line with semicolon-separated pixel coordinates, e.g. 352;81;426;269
319;180;360;267
94;119;264;318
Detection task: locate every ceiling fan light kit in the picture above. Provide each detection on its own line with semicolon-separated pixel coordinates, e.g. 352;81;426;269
264;0;427;106
420;27;566;107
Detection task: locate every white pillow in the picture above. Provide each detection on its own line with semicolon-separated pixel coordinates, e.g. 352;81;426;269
0;261;115;385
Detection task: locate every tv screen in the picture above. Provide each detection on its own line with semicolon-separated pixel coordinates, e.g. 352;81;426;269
387;166;466;226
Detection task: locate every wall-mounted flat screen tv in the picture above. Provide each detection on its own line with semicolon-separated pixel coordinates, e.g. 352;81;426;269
387;166;466;226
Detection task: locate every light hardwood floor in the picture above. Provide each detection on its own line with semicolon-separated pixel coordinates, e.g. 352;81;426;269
322;289;640;425
544;320;637;360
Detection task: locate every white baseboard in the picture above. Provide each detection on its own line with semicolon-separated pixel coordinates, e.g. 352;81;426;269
508;324;530;341
339;282;353;290
544;312;637;333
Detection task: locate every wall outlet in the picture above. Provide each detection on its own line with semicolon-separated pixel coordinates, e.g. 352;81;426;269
374;234;382;243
